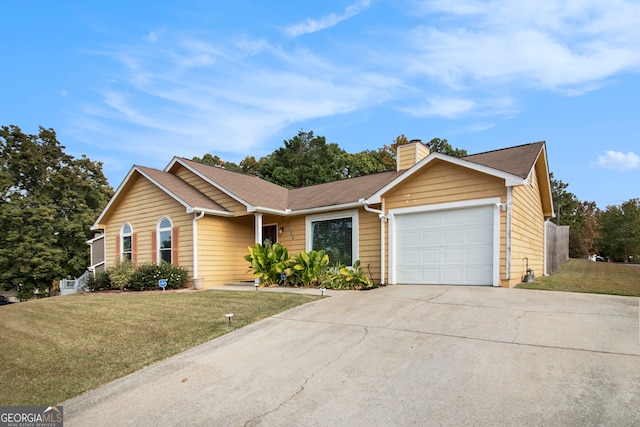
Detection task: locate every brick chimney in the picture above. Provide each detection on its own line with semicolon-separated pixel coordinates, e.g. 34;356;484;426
397;139;430;171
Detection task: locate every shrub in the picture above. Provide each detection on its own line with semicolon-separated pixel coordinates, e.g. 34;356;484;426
105;261;135;290
322;260;377;290
244;243;378;290
289;250;329;287
244;243;291;286
129;262;188;291
87;271;111;291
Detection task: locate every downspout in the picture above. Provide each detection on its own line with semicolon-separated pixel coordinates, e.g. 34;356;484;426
505;187;512;282
193;210;205;279
361;199;387;285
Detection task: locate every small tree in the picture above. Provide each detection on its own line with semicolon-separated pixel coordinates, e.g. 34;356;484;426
597;199;640;262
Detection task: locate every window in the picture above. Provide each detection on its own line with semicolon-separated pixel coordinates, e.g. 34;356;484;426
306;210;358;267
157;217;172;264
121;223;133;261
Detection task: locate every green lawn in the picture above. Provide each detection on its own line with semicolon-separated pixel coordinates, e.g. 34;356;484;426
517;258;640;296
0;290;320;406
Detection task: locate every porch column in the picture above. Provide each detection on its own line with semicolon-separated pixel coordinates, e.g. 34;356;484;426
254;213;263;245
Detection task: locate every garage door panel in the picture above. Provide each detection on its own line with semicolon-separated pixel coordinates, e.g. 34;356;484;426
401;249;421;265
421;268;441;284
465;247;491;263
422;249;440;264
395;205;494;286
444;210;463;225
399;231;420;246
443;268;463;283
443;248;463;264
400;268;421;283
464;267;493;285
466;226;492;243
421;230;440;245
443;229;463;245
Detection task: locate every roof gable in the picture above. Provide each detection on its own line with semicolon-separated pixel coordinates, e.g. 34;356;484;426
91;165;231;229
167;157;289;212
368;141;550;206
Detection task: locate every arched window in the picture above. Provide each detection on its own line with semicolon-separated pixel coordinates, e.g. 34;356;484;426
121;223;133;261
157;217;172;264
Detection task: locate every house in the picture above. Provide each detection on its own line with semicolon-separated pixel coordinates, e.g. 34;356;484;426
89;140;554;288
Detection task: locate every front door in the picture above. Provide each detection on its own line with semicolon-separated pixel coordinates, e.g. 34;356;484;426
262;224;278;246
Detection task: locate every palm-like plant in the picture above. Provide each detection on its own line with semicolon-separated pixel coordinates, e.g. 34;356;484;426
244;243;290;286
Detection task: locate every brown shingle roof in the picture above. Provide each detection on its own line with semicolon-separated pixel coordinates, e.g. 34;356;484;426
463;141;545;179
288;170;403;210
176;158;289;210
164;141;545;213
137;166;228;212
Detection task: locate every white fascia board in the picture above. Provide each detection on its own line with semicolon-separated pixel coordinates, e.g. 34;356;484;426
288;202;364;216
537;144;555;218
249;202;364;217
368;153;526;203
167;157;252;209
187;207;234;217
247;205;286;215
91;165;139;230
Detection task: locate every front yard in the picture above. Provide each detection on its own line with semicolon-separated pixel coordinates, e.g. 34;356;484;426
0;290;320;406
517;258;640;296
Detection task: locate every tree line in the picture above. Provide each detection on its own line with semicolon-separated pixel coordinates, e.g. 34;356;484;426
193;130;466;188
550;175;639;262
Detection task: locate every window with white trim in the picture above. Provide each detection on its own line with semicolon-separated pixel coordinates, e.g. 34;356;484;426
306;210;358;267
121;223;133;261
157;217;172;264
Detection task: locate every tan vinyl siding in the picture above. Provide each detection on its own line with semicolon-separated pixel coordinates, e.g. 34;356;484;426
273;215;306;255
358;208;382;282
397;142;430;171
197;215;255;287
385;161;505;208
509;171;545;287
103;174;194;278
172;165;247;215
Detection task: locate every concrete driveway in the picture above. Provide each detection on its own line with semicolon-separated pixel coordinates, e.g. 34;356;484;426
64;285;640;426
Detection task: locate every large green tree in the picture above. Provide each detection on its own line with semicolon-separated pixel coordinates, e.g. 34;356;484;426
257;130;347;188
0;125;113;298
597;199;640;262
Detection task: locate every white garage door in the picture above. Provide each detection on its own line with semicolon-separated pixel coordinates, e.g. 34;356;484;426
394;205;494;285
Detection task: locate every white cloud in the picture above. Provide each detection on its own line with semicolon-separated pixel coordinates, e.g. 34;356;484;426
72;27;400;163
407;0;640;92
593;151;640;171
400;95;515;119
283;0;371;37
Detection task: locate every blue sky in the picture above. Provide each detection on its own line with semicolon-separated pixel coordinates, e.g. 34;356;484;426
2;0;639;209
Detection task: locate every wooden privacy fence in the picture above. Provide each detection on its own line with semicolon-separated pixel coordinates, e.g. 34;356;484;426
545;221;570;275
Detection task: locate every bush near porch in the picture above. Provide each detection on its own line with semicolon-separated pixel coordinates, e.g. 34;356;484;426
245;243;377;290
87;261;189;291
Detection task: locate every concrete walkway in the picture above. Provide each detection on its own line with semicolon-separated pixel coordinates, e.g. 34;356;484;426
63;285;640;426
